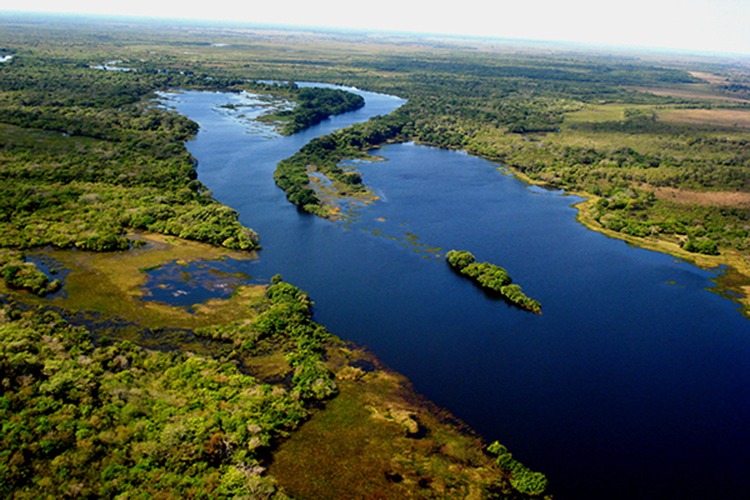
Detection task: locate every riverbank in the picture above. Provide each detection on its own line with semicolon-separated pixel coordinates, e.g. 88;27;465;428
574;196;750;317
270;344;527;498
501;165;750;317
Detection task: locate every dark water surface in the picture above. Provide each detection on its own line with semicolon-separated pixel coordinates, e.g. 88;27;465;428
158;88;750;499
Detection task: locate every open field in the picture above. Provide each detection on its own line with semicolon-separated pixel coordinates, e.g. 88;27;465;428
658;107;750;129
651;186;750;207
630;84;748;102
689;71;729;85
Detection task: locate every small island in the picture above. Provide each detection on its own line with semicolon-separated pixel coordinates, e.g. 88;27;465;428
446;250;542;314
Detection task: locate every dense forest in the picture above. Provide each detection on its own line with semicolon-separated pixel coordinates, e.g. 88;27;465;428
0;53;259;252
0;278;332;497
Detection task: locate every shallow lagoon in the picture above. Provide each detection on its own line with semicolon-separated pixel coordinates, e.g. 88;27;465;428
157;88;750;499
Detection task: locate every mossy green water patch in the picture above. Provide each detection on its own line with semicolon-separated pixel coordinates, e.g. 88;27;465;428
30;233;264;329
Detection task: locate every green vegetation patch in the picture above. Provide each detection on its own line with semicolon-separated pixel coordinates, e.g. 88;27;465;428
0;55;258;253
34;233;262;330
446;250;542;314
0;304;300;498
271;346;543;498
261;84;365;135
488;441;550;497
0;249;60;296
274;113;407;216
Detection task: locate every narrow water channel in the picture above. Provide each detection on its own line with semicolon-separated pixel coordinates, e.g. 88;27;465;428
158;87;750;499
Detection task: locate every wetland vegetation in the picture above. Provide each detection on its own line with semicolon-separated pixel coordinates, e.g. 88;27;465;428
1;11;749;497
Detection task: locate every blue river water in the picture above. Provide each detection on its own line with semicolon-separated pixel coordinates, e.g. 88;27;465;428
157;87;750;499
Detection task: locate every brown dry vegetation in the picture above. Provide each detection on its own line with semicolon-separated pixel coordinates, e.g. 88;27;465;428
632;85;746;102
629;71;749;103
650;186;750;208
658;108;750;129
689;71;729;85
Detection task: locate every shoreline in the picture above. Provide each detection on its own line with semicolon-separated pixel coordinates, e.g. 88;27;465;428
574;196;750;316
499;164;750;317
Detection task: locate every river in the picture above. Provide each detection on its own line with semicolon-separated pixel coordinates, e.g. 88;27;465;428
158;87;750;499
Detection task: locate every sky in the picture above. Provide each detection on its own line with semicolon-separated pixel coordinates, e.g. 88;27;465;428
3;0;750;56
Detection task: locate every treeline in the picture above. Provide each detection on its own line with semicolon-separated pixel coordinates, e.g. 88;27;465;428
247;38;749;260
0;277;337;497
263;85;365;135
588;188;744;255
464;122;750;256
446;250;541;314
260;45;749;260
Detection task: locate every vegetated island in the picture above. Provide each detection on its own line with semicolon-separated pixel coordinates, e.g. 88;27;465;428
446;250;542;314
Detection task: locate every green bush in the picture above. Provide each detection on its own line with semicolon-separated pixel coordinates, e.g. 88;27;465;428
488;441;549;496
683;237;720;255
446;249;541;313
0;251;61;296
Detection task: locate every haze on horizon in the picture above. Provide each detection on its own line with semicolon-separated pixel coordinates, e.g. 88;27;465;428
2;0;750;57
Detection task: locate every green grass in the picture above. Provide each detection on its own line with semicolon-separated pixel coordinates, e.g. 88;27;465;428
270;351;522;498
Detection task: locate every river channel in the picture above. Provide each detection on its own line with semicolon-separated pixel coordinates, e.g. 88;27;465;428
157;86;750;499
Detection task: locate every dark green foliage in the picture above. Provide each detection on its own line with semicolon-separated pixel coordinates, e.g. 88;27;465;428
195;276;337;400
0;278;335;497
446;249;477;269
683;237;720;255
263;278;337;401
590;188;750;253
0;53;259;252
274;113;407;212
2;264;60;296
488;441;549;496
161;205;260;250
446;250;541;314
0;304;301;498
0;250;60;296
265;86;365;135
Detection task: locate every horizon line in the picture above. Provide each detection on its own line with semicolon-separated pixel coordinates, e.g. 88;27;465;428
2;9;749;60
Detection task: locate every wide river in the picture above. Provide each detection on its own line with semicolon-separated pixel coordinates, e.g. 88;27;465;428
158;86;750;499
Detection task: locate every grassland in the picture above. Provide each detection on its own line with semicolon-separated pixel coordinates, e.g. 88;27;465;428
271;348;515;498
